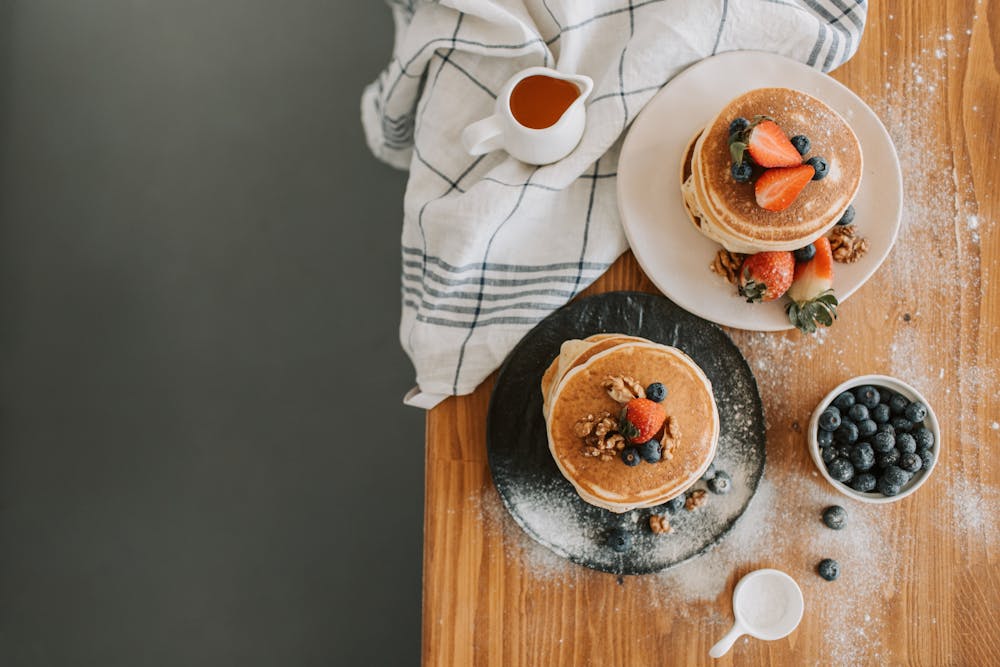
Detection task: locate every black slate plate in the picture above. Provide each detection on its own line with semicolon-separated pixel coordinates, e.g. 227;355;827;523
486;292;766;575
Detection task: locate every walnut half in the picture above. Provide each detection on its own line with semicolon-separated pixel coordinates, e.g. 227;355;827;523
828;225;869;264
649;514;673;535
710;249;746;285
685;489;707;510
602;375;645;404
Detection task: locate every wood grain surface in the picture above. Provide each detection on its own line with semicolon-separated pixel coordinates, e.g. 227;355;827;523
423;2;1000;665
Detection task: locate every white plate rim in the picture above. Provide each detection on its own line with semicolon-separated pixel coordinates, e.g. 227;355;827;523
616;50;903;332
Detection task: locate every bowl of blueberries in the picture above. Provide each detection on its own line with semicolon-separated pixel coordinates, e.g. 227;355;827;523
808;375;939;503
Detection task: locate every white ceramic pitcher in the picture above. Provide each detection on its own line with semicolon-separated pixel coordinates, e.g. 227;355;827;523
461;66;593;165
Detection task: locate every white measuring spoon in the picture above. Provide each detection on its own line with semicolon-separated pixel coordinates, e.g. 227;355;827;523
709;569;804;659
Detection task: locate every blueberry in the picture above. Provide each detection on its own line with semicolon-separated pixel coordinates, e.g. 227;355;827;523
850;442;876;472
607;528;633;553
850;473;877;493
899;452;922;473
918;448;935;470
827;457;854;483
904;402;928;423
790;134;811;156
836;204;856;226
819;407;842;432
876;448;900;469
822;505;848;530
817;430;834;448
806;156;829;180
818;558;840;581
877;476;901;497
821;447;838;463
701;462;717;481
622;448;641;467
848;404;870;422
872;430;895;453
854;385;881;409
708;470;733;495
883;465;911;488
665;495;686;514
857;419;877;438
891;416;914;433
913;427;935;450
646;382;667;402
876;422;896;439
729;117;750;136
896;433;917;455
832;391;856;412
794;243;816;262
639;439;662;463
889;393;910;415
835;445;853;460
834;422;859;445
871;404;891;424
731;161;753;183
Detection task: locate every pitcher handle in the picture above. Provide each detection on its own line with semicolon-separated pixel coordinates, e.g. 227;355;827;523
461;115;505;156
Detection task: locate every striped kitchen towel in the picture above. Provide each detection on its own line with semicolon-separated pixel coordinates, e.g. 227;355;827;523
362;0;867;407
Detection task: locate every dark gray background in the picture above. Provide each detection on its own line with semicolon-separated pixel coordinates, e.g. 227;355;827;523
0;2;424;665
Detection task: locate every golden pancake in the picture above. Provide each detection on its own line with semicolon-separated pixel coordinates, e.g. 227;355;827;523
545;341;719;513
541;334;648;417
681;87;862;253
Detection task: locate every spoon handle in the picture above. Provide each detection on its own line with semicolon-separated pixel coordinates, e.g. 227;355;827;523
708;623;744;659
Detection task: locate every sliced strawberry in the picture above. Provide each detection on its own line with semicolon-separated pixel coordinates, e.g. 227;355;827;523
786;236;838;333
620;398;667;444
747;120;803;168
738;251;795;303
755;164;815;211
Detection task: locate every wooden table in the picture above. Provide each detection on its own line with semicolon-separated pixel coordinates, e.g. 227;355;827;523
423;2;999;665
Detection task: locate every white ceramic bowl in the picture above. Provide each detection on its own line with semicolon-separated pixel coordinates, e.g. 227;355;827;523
807;374;940;504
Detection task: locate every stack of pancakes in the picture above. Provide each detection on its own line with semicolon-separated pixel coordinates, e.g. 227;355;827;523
681;87;862;253
542;335;719;513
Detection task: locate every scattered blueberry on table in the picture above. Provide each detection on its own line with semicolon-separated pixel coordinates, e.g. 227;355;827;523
822;505;848;530
818;558;840;581
817;385;935;497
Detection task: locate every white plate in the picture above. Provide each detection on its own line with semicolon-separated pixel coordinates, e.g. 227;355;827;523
617;51;902;331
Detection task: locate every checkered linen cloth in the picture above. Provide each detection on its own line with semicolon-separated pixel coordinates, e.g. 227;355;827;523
362;0;867;407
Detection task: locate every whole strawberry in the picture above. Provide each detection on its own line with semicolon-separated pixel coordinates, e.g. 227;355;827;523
786;236;839;333
620;398;667;444
738;251;795;303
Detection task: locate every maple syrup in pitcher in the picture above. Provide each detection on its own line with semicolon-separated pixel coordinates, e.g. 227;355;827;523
509;75;582;129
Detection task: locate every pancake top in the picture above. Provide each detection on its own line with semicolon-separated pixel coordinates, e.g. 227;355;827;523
697;87;862;244
548;342;718;506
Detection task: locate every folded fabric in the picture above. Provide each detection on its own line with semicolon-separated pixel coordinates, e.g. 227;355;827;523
362;0;867;407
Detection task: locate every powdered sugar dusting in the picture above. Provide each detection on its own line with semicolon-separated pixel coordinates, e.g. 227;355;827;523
482;460;902;666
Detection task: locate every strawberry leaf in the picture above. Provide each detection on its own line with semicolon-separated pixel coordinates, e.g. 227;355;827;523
619;418;640;442
729;141;747;166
